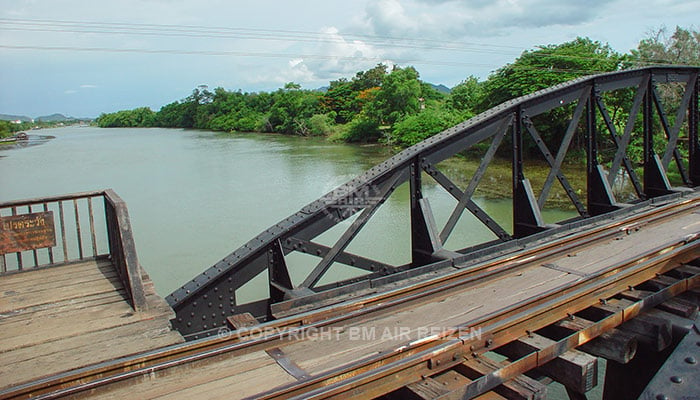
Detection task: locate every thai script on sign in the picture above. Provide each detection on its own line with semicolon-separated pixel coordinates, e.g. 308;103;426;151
0;211;56;254
2;215;49;230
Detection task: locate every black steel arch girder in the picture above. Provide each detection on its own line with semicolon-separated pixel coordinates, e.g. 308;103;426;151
167;66;700;340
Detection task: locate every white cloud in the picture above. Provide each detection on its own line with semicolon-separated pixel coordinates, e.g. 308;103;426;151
288;58;304;68
311;27;387;77
260;26;394;87
363;0;614;39
2;0;699;117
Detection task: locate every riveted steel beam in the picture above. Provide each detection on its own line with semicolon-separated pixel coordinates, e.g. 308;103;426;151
167;67;700;340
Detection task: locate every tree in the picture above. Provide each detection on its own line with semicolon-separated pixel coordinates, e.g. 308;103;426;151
630;26;700;107
631;26;700;66
267;85;321;135
391;108;466;146
476;37;624;155
322;64;389;124
342;115;381;143
371;66;422;125
96;107;156;128
156;101;188;127
622;26;700;163
479;37;624;112
449;76;484;113
0;121;12;138
323;78;355;123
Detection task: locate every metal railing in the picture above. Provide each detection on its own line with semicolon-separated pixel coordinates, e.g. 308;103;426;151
0;189;146;311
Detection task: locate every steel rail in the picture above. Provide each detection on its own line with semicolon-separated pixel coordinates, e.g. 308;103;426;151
338;267;699;400
258;225;700;399
2;195;698;399
453;272;698;399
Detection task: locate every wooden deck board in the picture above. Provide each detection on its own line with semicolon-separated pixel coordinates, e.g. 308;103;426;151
1;294;150;352
0;291;128;323
287;270;577;375
85;350;296;400
171;363;298;400
0;259;115;289
3;203;698;398
1;273;124;312
260;210;700;380
0;320;182;388
0;258;184;390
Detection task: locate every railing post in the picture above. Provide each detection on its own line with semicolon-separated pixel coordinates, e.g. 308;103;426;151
103;190;147;312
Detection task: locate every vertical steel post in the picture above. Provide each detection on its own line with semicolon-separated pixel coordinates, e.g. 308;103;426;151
643;73;673;197
512;109;524;237
689;74;700;185
586;87;598;185
410;158;434;267
512;108;545;237
587;83;618;215
513;108;525;189
268;240;293;304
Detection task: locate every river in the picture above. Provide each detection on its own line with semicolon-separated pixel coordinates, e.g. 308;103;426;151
0;127;575;300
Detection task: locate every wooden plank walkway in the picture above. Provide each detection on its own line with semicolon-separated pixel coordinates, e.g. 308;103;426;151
0;258;184;390
75;199;700;399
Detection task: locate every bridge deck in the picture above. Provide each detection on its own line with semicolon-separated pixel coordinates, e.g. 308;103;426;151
0;258;184;390
75;199;700;399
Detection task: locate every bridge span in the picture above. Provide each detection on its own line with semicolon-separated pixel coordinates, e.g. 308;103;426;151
1;66;699;399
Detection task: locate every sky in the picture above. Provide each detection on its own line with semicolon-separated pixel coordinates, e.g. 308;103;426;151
0;0;698;118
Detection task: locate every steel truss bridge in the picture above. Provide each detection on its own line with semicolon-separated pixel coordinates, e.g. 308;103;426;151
1;65;700;400
167;66;700;340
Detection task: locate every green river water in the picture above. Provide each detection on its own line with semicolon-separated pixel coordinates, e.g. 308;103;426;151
0;127;576;300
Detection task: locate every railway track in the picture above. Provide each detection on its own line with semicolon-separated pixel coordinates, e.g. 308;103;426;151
3;192;700;399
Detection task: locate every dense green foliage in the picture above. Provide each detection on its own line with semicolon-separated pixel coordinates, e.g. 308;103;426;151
93;107;156;128
97;65;455;144
0;121;13;138
96;28;699;159
0;119;77;139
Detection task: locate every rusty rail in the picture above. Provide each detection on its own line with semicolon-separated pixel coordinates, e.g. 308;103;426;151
0;190;146;311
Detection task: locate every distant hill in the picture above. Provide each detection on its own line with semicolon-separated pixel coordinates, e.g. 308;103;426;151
430;84;451;94
0;113;32;122
36;113;71;122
